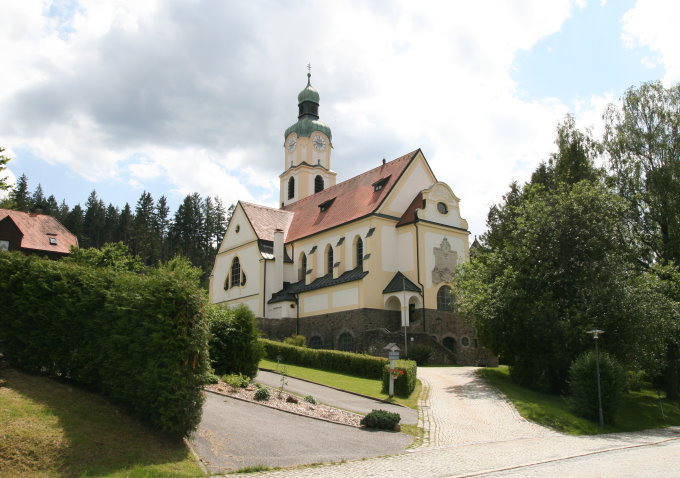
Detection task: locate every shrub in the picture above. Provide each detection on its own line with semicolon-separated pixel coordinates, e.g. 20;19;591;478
304;395;317;404
254;386;270;401
625;370;646;392
0;252;209;437
360;409;401;429
261;339;387;379
209;304;264;378
568;350;626;424
223;373;250;388
406;345;433;366
381;359;418;397
205;372;220;384
283;334;306;347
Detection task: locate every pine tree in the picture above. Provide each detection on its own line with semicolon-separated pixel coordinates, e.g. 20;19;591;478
31;184;46;211
155;195;171;262
10;174;31;211
103;204;120;245
65;204;85;243
117;203;133;244
45;195;59;216
132;191;156;264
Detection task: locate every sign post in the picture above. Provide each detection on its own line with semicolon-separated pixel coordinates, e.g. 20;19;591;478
384;343;401;398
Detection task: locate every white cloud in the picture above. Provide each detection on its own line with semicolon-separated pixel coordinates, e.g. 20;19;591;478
0;0;586;236
622;0;680;84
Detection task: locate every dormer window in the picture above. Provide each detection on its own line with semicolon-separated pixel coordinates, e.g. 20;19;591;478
318;197;335;212
372;176;390;192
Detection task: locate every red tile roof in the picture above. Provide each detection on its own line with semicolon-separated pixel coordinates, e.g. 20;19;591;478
240;202;294;242
282;150;420;242
0;209;78;254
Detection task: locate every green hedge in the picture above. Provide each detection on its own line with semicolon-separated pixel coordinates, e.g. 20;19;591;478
381;359;417;397
0;252;210;437
209;304;264;378
260;339;388;379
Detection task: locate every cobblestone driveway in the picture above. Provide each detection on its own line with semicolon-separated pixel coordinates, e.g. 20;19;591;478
227;367;680;478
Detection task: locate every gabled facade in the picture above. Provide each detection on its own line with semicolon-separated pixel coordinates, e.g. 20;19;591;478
0;208;78;259
210;75;496;365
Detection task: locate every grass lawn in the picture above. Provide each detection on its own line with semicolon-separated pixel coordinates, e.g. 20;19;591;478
0;368;204;478
259;358;421;409
478;366;680;435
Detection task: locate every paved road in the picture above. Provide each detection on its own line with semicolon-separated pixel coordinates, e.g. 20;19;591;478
225;367;680;477
190;392;411;474
255;370;418;425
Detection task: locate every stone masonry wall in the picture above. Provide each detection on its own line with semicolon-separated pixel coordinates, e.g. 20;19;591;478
257;307;497;366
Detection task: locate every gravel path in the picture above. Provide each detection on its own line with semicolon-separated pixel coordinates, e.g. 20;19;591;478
255;370;418;425
415;367;558;448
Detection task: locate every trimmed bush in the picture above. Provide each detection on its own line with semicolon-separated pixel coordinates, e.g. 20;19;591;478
254;386;270;401
209;304;264;378
568;350;626;424
223;373;250;388
360;409;401;429
381;359;417;397
261;339;387;379
406;344;433;366
0;252;210;437
283;334;306;347
304;395;317;404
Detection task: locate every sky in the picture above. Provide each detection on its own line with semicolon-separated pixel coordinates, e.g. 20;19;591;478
1;0;679;238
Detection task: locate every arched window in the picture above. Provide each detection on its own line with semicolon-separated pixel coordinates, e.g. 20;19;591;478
443;336;455;351
231;257;241;288
298;253;307;281
314;175;324;193
338;332;353;351
437;286;455;311
326;246;334;275
288;177;295;200
355;236;363;269
308;335;323;349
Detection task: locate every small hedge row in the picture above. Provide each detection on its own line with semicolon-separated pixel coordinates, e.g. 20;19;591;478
381;359;418;397
260;339;388;379
0;252;210;437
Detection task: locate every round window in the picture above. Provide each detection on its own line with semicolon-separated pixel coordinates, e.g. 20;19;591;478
461;336;470;347
437;202;448;214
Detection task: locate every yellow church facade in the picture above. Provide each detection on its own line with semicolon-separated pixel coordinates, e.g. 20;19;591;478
210;74;496;365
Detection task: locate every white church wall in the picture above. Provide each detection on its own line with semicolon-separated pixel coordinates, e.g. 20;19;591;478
397;230;415;272
211;244;262;312
380;226;399;272
380;153;436;218
218;205;256;253
332;287;359;308
302;292;329;313
423;229;466;289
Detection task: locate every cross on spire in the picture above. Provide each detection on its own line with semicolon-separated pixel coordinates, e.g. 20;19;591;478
307;63;312;85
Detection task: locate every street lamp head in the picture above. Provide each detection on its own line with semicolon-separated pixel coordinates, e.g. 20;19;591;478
586;329;605;339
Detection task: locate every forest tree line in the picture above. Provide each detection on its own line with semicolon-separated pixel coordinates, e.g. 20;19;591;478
1;176;233;282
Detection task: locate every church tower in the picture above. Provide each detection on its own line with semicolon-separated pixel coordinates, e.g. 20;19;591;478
280;72;337;207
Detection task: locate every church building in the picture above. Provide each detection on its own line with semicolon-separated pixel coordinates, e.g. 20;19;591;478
209;73;496;365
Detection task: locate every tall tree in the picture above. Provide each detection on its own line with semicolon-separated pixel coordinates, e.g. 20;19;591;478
604;81;680;397
31;184;46;210
170;193;204;268
9;174;31;211
154;195;171;262
64;204;85;242
117;203;133;245
0;146;10;192
131;191;156;264
45;195;59;216
457;119;653;393
102;204;120;245
83;190;106;248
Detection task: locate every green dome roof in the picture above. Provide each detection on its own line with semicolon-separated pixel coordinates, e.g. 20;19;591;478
298;73;320;104
285;117;332;140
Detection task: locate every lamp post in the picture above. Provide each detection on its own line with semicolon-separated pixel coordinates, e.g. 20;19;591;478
586;329;605;428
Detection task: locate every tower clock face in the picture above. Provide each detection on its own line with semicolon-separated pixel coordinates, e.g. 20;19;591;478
286;136;297;152
312;134;326;151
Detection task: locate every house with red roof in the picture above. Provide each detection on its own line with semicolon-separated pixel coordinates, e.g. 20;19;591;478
209;74;496;365
0;208;78;259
